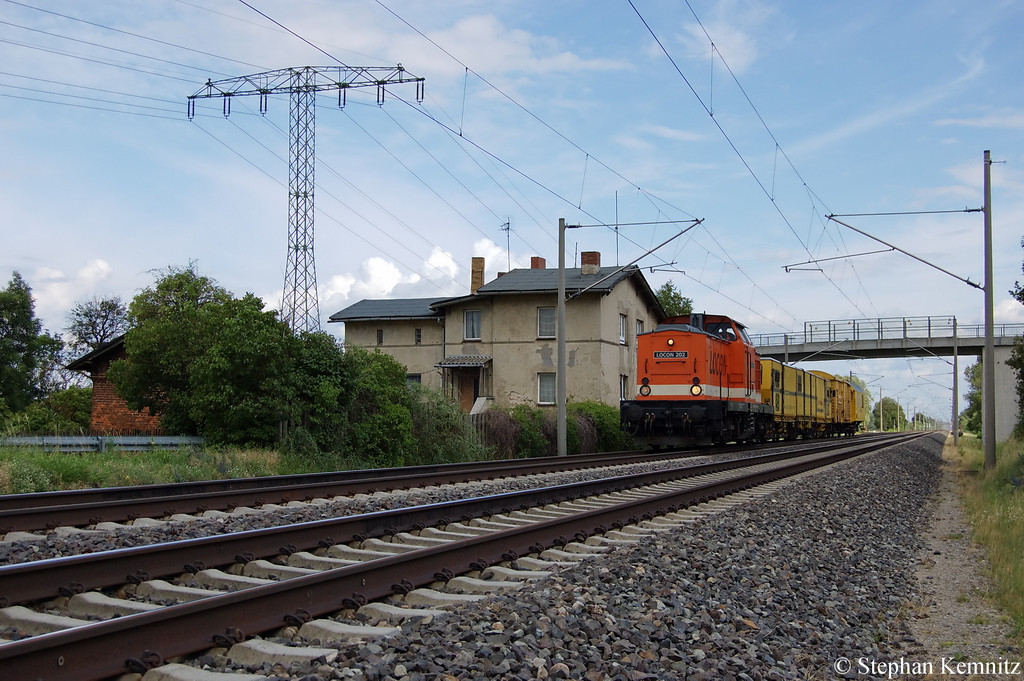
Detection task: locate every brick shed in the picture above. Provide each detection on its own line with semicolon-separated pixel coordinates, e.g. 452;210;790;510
66;335;163;436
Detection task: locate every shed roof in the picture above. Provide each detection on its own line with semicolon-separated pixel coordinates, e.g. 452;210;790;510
328;298;446;323
65;334;126;373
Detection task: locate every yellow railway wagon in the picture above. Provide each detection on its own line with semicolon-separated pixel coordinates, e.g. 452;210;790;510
811;370;865;436
761;359;827;439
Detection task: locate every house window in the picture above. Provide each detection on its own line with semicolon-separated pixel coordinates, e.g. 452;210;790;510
376;329;383;345
619;314;627;345
415;328;422;345
537;307;555;339
636;319;644;336
464;310;481;341
406;374;421;385
538;373;556;404
620;375;629;401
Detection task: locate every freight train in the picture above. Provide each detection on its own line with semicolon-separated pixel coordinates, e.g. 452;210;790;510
620;313;866;448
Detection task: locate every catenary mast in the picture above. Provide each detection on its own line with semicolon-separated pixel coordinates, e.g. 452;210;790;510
188;65;424;333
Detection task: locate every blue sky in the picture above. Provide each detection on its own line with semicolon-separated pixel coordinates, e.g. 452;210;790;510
3;0;1023;423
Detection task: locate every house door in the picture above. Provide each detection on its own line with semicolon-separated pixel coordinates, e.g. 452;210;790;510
458;374;479;412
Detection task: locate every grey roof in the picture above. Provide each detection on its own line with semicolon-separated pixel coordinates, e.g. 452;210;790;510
328;298;446;323
431;265;661;311
480;265;636;294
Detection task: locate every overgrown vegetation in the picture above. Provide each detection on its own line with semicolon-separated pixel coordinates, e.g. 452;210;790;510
3;265;640;479
483;401;635;458
956;434;1024;647
0;446;279;495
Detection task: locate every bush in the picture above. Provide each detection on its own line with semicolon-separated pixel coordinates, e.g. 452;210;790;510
483;409;519;459
569;401;637;452
408;385;489;465
509;405;548;457
484;401;635;458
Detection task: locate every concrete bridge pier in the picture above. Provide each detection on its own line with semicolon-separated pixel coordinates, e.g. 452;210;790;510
992;345;1019;442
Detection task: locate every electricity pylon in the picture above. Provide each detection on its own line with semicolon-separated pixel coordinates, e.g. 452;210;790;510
188;65;425;334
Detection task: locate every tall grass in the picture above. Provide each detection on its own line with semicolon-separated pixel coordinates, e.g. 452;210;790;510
956;435;1024;645
0;447;280;494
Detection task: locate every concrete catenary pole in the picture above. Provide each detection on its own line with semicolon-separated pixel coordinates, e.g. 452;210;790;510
983;151;996;470
952;317;959;446
557;218;568;457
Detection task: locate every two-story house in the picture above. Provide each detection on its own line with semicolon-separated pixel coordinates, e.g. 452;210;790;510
329;252;664;412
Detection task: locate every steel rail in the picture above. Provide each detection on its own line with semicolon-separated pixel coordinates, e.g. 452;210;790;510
0;450;667;532
0;433;890;514
0;448;654;511
0;435;910;607
0;434;891;532
0;433;925;680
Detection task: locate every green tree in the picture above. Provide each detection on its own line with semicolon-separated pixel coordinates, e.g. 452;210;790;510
872;396;907;432
960;360;982;434
109;264;243;435
0;272;63;413
185;295;299;445
339;347;416;467
65;295;129;354
654;280;693;317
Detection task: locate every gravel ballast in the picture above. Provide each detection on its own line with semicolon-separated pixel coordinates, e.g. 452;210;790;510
0;446;818;566
182;434;944;680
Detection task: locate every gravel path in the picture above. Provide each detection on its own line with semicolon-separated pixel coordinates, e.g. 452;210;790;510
179;433;957;680
907;436;1022;677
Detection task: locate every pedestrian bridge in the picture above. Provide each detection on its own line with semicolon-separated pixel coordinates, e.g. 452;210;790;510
749;316;1024;440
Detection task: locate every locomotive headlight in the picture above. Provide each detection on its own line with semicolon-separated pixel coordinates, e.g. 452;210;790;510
667;338;674;346
690;384;703;396
639;384;652;396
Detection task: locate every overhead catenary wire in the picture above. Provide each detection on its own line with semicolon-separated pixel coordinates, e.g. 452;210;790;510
628;0;878;322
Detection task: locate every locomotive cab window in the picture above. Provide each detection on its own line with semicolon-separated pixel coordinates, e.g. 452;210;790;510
705;322;736;341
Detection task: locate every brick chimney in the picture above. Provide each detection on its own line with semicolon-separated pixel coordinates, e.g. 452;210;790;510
531;256;546;269
471;257;485;293
581;251;600;275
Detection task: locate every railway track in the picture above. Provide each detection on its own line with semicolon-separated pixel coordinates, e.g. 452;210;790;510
0;433;922;680
0;434;890;536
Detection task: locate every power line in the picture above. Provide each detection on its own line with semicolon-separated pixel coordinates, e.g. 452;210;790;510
2;0;268;70
0;18;236;77
627;0;875;321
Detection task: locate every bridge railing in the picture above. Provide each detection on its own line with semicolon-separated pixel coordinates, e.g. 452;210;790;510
750;316;1024;347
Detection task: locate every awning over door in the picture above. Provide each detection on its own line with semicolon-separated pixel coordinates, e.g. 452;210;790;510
434;355;492;368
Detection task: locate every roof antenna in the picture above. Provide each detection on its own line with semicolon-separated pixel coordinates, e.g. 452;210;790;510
501;219;511;270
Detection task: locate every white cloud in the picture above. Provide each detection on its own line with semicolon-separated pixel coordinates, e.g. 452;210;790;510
423;246;459;281
641;125;705;143
28;259;114;331
77;259;113;286
936;112;1024;128
422;15;629;78
678;21;759;74
321;257;422;308
996;297;1024;323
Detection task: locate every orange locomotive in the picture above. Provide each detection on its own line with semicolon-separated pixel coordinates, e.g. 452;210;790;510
620;313;865;447
620;313;772;447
